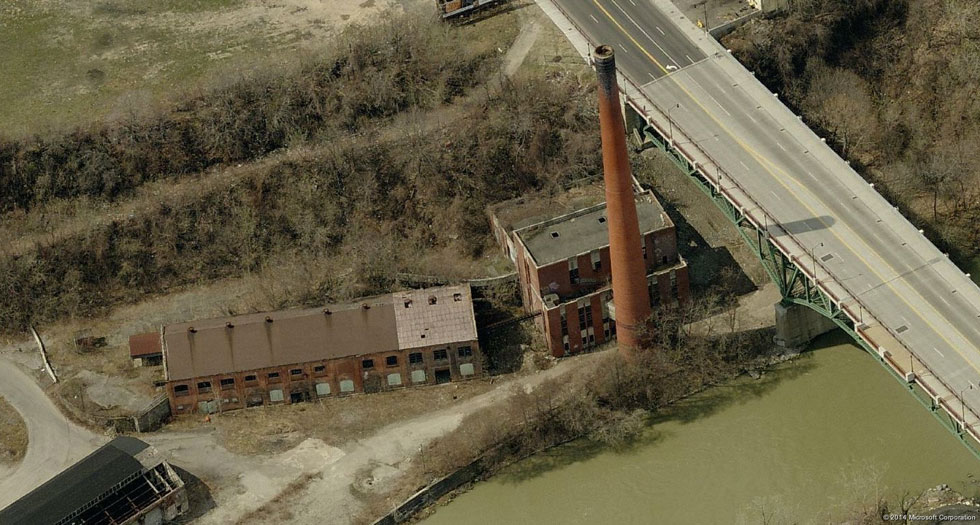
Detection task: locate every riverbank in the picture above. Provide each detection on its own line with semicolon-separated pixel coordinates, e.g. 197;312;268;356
418;332;980;524
365;321;796;524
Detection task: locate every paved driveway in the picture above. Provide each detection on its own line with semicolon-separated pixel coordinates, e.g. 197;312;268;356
0;358;105;510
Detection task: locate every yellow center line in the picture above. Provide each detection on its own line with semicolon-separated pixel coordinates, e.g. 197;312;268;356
590;0;980;376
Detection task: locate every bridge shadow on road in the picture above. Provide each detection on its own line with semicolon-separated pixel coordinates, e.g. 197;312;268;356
769;216;836;236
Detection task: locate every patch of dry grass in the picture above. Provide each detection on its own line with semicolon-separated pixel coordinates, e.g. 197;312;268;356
0;396;28;466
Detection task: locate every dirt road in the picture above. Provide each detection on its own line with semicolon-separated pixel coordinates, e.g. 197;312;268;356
281;352;605;524
0;358;105;509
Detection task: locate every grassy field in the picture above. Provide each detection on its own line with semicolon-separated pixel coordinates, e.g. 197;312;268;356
0;396;27;466
0;0;392;136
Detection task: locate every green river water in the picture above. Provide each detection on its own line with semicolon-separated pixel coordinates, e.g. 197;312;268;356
421;332;980;524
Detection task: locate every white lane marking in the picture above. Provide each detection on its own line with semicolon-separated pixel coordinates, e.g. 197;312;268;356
770;191;778;198
656;26;665;35
739;161;749;171
590;14;599;24
621;43;629;54
706;93;731;116
776;142;787;152
648;72;658;80
610;0;679;66
686;54;694;63
935;347;946;358
629;0;636;5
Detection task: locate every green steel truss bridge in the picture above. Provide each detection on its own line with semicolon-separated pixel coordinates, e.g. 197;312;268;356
538;0;980;458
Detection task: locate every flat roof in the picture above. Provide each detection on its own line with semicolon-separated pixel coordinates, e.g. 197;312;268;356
489;183;608;234
0;437;150;525
516;191;668;266
163;284;477;382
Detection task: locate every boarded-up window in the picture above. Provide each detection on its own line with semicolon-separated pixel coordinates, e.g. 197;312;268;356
315;383;331;396
411;370;426;383
269;389;284;403
340;379;355;393
459;363;475;376
174;384;189;397
387;373;402;386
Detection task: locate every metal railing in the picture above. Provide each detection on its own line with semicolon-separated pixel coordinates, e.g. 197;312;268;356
546;0;980;443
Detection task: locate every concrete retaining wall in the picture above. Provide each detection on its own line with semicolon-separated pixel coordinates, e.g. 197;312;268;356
135;395;172;432
373;455;491;525
709;10;763;39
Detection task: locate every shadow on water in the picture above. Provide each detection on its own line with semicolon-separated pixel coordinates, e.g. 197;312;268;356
652;351;818;427
494;340;823;485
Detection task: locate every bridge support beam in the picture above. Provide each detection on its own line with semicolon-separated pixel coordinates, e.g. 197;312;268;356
773;301;838;350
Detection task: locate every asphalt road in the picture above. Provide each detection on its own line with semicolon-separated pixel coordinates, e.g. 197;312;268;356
550;0;980;422
0;358;104;510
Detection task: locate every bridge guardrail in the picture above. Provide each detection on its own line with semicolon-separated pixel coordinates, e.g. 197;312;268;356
546;0;980;441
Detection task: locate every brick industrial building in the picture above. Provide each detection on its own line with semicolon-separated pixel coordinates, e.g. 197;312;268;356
0;437;187;525
161;284;482;415
490;186;689;357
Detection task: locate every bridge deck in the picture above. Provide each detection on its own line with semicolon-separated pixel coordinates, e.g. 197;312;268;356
539;0;980;433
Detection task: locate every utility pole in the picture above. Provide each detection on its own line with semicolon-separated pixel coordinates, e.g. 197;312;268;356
695;1;709;33
961;382;974;427
667;103;680;144
809;242;824;284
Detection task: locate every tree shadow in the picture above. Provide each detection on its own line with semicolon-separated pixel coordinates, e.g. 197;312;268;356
480;320;533;375
654;354;817;426
493;340;821;484
648;186;756;296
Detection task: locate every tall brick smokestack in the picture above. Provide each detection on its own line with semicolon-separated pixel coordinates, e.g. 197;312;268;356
594;45;652;353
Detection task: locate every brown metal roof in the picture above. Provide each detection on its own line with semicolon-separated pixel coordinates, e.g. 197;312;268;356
129;333;161;358
163;285;477;382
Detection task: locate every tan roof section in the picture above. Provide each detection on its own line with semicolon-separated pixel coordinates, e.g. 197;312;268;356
163;285;477;382
392;285;479;350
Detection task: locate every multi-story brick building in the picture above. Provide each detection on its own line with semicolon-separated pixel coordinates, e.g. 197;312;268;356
492;186;689;357
161;284;481;415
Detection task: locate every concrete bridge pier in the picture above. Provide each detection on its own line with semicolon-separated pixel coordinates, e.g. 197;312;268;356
773;302;837;350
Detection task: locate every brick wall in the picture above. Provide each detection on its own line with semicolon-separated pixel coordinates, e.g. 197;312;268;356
167;340;483;415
